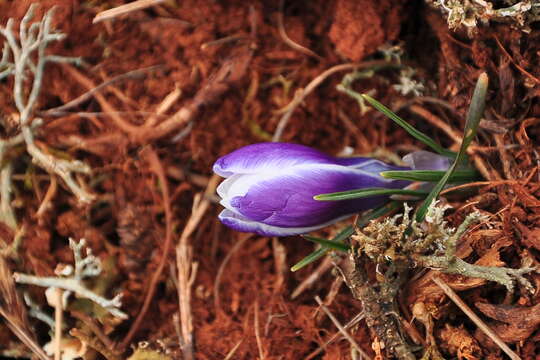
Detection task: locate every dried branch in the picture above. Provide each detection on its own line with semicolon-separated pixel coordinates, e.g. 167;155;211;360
93;0;167;24
175;175;219;358
314;296;372;360
432;276;521;360
336;249;416;360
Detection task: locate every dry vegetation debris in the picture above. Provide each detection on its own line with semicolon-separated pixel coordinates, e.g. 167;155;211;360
0;0;539;359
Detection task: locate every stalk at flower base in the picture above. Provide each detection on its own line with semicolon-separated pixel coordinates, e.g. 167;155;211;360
213;143;449;236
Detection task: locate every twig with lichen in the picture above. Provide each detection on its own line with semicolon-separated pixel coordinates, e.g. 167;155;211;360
357;201;535;292
14;238;127;319
338;201;536;359
429;0;540;31
0;4;94;209
335;251;416;360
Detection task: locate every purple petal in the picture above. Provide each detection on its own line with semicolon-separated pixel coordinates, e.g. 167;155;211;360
226;164;408;228
218;209;352;236
403;151;451;171
213;143;335;177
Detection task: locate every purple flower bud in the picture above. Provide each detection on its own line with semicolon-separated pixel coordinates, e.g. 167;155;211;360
213;142;418;236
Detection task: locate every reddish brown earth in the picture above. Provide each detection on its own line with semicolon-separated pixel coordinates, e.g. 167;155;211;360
0;0;539;359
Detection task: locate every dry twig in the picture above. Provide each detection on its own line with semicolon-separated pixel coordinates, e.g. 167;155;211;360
175;174;220;359
305;311;365;360
290;256;333;299
314;296;372;360
273;63;361;141
277;0;322;60
93;0;167;23
432;276;521;360
52;288;63;360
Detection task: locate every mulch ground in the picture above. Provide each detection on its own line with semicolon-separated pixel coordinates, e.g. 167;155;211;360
0;0;539;359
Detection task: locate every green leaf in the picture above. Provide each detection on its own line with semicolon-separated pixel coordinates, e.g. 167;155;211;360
415;73;488;222
301;235;350;252
333;225;355;241
290;226;353;272
314;187;427;201
290;247;328;272
380;169;479;182
360;94;457;159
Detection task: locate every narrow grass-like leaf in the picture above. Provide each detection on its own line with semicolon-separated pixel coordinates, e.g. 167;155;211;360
314;187;427;201
301;235;350;252
289;226;354;272
361;94;457;159
290;247;328;272
381;169;479;182
415;73;488;222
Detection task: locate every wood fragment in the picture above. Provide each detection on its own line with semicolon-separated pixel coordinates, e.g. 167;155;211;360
176;174;220;359
93;0;167;23
314;296;372;360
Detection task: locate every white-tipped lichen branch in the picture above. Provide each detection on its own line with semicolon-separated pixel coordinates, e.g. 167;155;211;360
428;0;540;31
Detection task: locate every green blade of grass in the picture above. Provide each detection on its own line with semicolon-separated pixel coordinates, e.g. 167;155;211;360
290;247;328;272
415;73;488;222
301;235;350;252
290;226;353;272
380;169;479;182
360;94;457;159
314;188;427;201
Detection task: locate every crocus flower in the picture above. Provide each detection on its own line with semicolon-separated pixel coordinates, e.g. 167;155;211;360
213;142;450;237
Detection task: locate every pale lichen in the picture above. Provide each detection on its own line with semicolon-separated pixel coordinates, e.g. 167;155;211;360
354;200;535;293
0;4;94;227
14;239;127;319
428;0;540;32
337;200;536;359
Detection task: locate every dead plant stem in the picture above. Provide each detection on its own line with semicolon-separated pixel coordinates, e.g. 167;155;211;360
254;300;265;360
176;174;220;359
93;0;167;23
432;276;521;360
277;0;321;60
53;288;62;360
314;296;372;360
